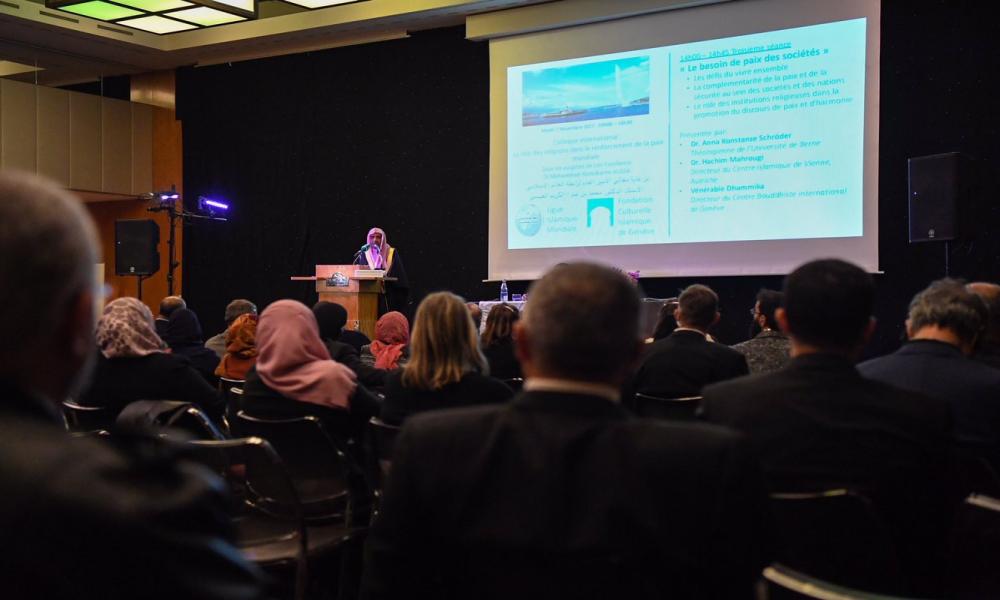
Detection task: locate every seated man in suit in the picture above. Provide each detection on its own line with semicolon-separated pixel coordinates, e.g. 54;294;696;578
632;284;748;399
701;259;952;596
363;262;773;599
155;294;185;337
0;171;265;599
859;279;1000;458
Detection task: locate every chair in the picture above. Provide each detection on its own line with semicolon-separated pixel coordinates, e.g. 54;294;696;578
187;437;364;600
234;411;361;524
760;564;919;600
768;490;905;595
949;493;1000;598
218;378;246;433
502;377;524;392
62;400;114;433
632;393;701;420
366;417;402;519
115;400;227;441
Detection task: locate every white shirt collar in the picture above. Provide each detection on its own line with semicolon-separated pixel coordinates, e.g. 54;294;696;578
523;377;620;403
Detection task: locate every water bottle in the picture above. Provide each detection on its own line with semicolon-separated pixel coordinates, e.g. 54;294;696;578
500;280;509;302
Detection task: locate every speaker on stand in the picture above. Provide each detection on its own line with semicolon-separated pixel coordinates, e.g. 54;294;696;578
908;152;973;277
115;219;160;300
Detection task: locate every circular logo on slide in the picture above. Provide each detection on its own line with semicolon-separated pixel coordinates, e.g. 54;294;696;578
515;204;542;237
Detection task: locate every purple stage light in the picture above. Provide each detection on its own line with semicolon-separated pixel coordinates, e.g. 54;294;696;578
203;199;228;210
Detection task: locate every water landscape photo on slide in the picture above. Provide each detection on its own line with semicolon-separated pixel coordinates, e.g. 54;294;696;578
521;56;651;127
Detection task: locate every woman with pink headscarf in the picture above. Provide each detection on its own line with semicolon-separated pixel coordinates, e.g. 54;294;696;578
360;311;410;370
354;227;410;315
240;300;380;431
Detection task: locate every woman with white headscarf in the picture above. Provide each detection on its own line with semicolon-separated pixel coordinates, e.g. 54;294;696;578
355;226;410;315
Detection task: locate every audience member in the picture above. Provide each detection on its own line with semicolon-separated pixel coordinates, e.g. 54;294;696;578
701;259;952;596
380;292;512;426
214;312;258;380
155;295;185;337
162;307;222;384
649;298;679;341
313;301;387;388
241;300;379;436
859;279;1000;458
967;281;1000;369
205;298;257;358
360;311;410;370
80;297;223;420
632;284;748;399
732;288;791;373
467;301;483;331
480;303;522;380
363;263;772;598
0;170;264;598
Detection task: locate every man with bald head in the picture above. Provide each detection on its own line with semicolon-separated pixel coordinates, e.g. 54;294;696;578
363;262;771;598
0;171;264;599
967;281;1000;369
155;294;186;337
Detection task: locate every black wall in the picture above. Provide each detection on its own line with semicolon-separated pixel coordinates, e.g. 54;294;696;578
178;2;1000;357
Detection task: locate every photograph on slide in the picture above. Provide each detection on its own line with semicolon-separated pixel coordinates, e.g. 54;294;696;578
520;56;651;127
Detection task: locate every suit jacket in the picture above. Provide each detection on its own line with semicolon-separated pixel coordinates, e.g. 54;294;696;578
731;330;791;374
701;353;953;595
379;370;513;426
0;378;265;599
363;390;773;599
633;329;749;399
858;339;1000;449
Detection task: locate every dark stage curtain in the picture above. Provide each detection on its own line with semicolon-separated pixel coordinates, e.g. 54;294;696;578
178;7;1000;356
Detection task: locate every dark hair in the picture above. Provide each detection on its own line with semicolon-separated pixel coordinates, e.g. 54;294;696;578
677;284;718;330
224;298;257;325
312;301;348;341
481;303;519;348
756;289;784;331
522;262;640;382
908;279;987;345
651;298;679;340
782;259;873;351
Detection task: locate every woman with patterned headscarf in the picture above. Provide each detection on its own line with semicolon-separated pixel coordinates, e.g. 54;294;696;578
78;297;220;419
354;227;410;315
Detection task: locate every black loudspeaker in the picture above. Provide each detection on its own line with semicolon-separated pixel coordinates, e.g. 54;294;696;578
908;152;971;243
115;219;160;275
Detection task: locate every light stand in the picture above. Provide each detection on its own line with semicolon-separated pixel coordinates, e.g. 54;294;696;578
145;187;228;296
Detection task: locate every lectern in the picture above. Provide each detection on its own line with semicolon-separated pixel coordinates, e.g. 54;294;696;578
290;264;394;339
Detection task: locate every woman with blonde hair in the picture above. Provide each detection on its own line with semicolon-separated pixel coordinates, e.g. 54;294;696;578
380;292;513;425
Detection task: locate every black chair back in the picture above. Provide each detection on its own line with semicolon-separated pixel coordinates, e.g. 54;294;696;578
235;411;356;523
187;437;308;600
62;400;114;432
219;378;246;433
115;400;226;441
949;493;1000;599
768;490;905;595
760;563;916;600
366;417;402;518
632;393;701;420
503;377;525;392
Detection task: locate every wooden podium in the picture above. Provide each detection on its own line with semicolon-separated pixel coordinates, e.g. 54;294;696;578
291;264;392;339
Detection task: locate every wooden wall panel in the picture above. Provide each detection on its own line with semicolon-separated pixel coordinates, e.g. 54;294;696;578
36;86;71;186
131;103;153;194
101;98;132;194
1;79;37;172
70;92;101;191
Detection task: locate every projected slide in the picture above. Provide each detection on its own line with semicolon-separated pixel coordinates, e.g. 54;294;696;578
507;18;867;249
